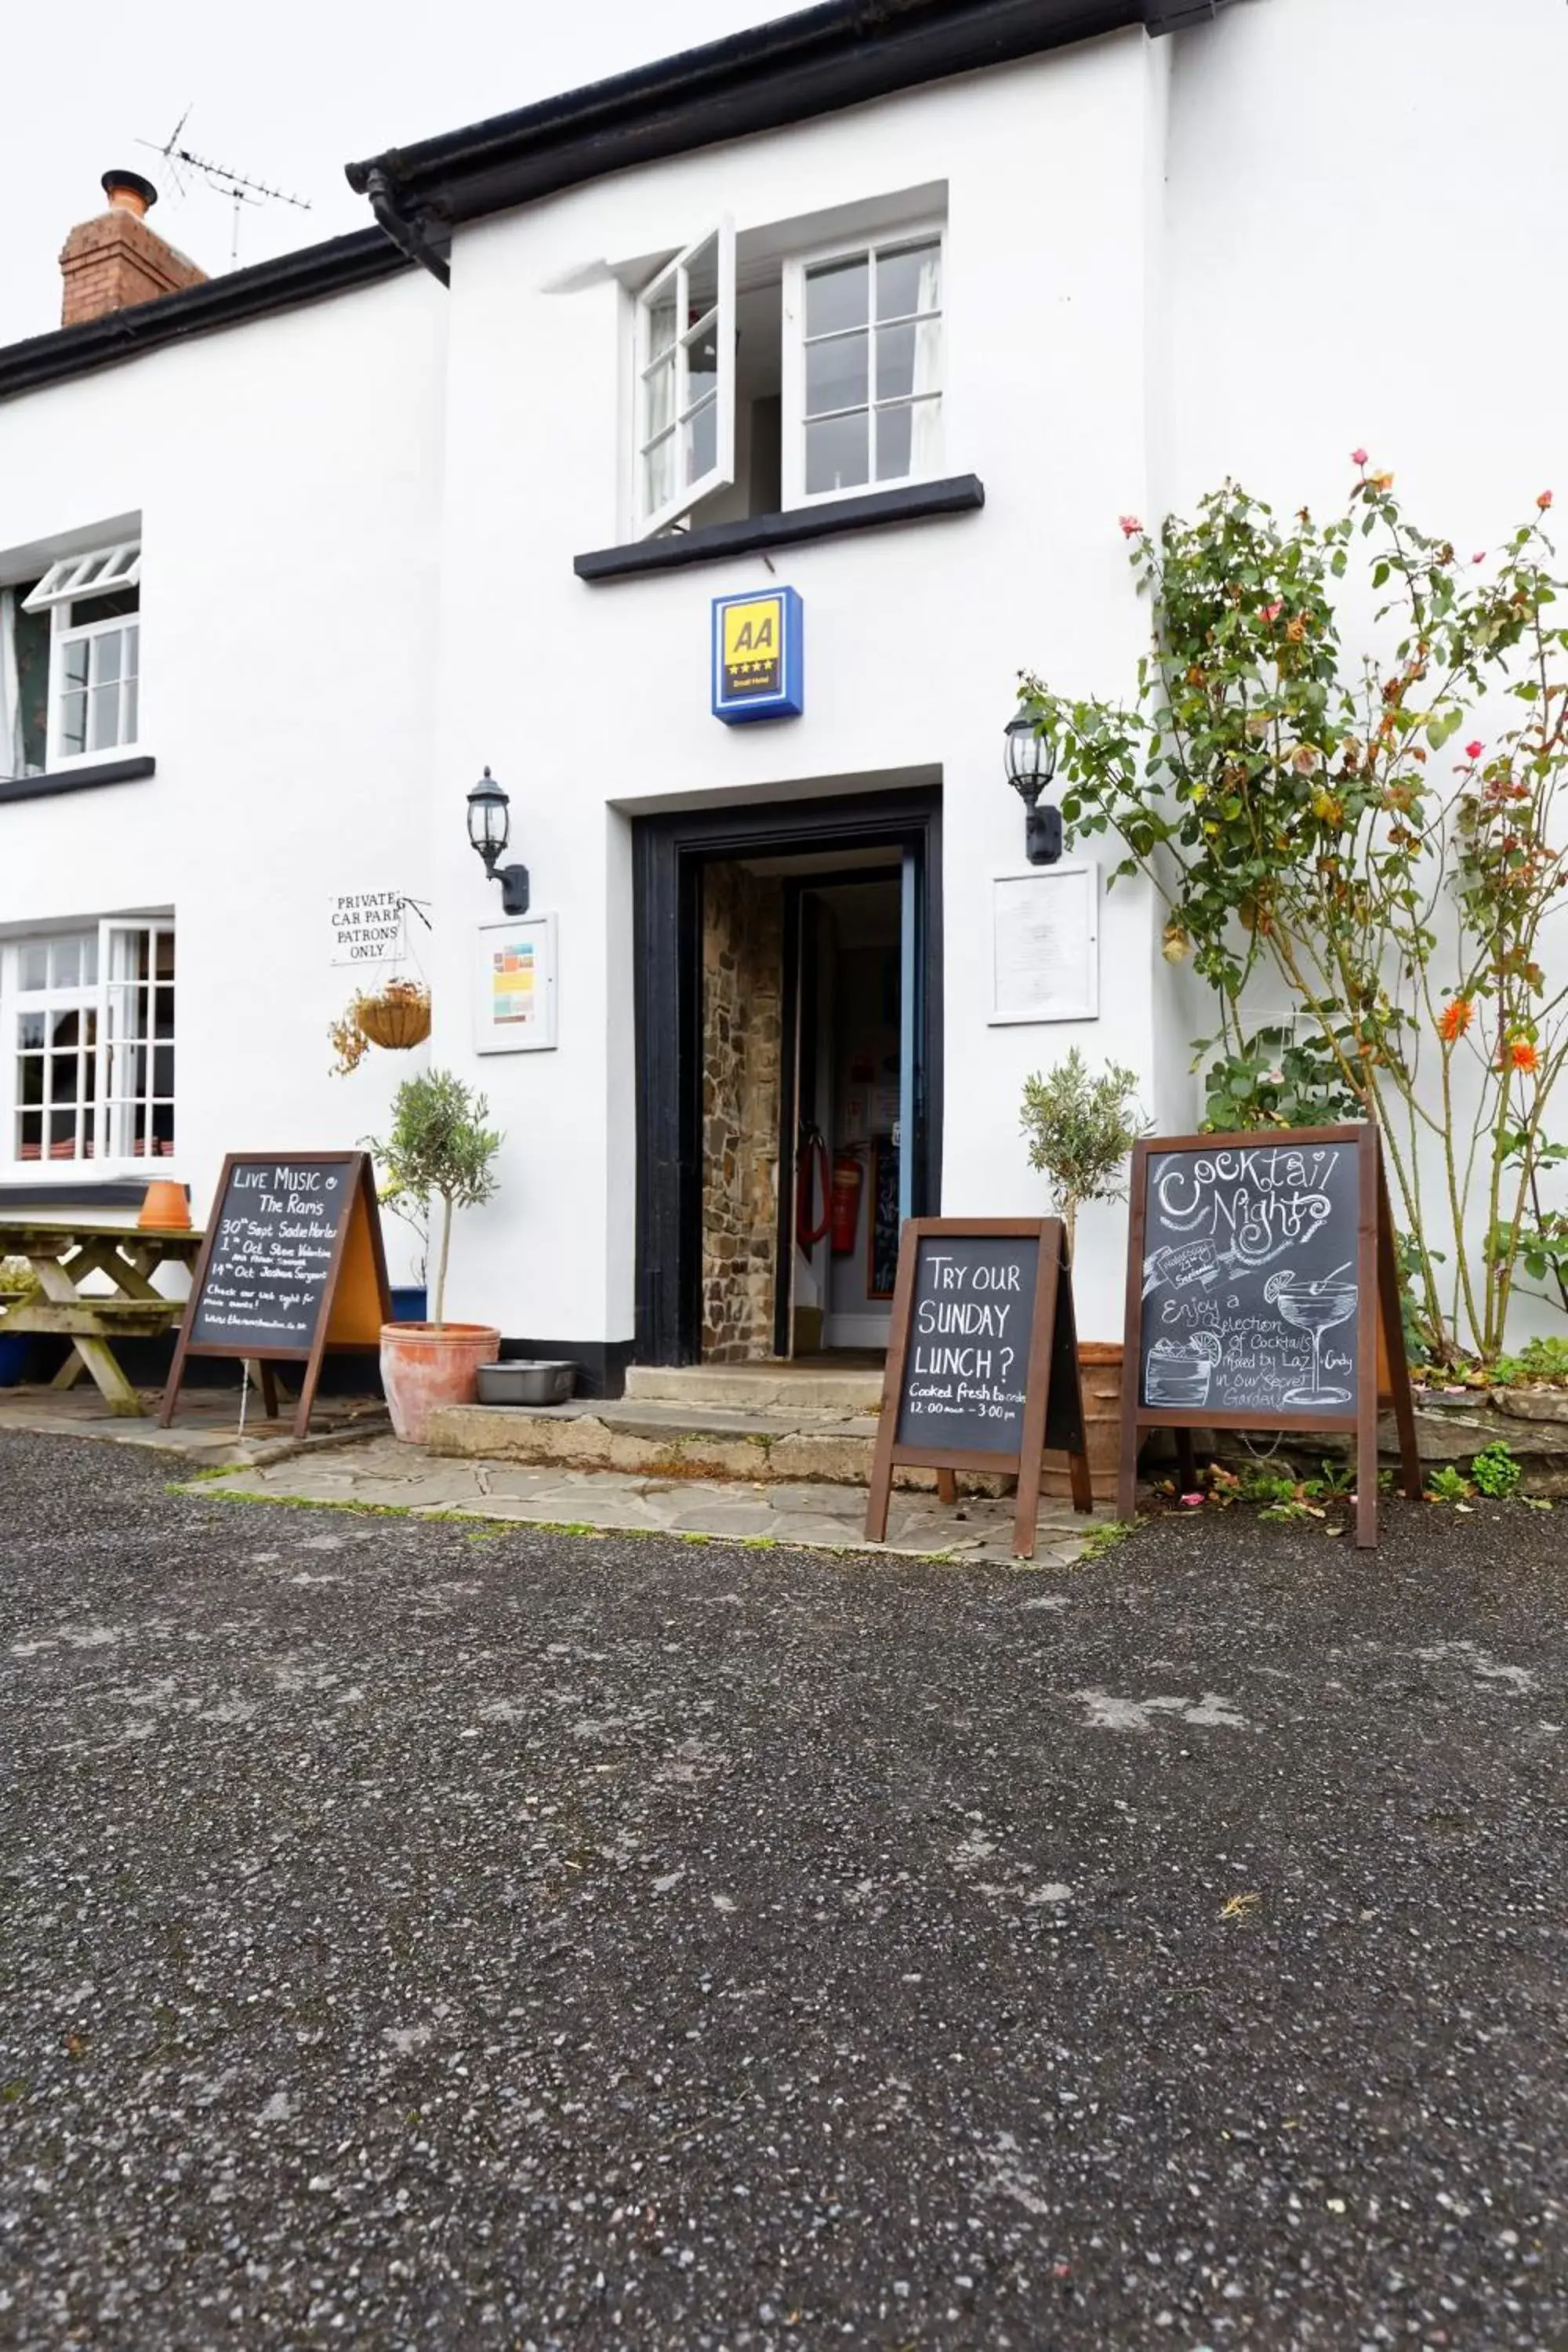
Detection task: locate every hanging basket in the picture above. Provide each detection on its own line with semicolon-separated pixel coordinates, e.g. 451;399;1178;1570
356;982;432;1051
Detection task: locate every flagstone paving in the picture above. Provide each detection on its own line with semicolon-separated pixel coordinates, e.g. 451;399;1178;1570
184;1433;1109;1564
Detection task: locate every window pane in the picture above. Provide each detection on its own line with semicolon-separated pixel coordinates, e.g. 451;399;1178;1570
18;1013;44;1050
123;620;139;679
805;409;869;497
20;946;47;991
123;673;139;745
877;321;918;402
684;395;717;485
60;691;88;757
154;932;174;982
643;429;676;516
644;352;676;441
154;1045;174;1098
62;640;89;692
876;396;940;483
18;1054;43;1105
96;630;122;688
82;934;99;986
52;936;82;987
683;315;719;412
877;241;941;321
68;586;139;626
647;278;677;361
88;681;121;753
49;1007;83;1049
805;331;868;419
684;236;718;328
806;255;868;339
48;1109;80;1157
18;1111;42;1160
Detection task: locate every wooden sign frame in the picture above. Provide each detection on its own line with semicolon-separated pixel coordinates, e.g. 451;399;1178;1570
160;1152;391;1440
1117;1122;1421;1548
866;1217;1093;1559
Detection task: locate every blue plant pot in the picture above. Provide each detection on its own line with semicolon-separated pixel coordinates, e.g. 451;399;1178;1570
389;1287;429;1323
0;1331;31;1387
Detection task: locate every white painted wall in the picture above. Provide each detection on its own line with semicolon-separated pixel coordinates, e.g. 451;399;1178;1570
428;33;1168;1344
0;270;446;1286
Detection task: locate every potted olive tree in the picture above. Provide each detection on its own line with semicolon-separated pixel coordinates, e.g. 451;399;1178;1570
368;1069;503;1443
1020;1050;1149;1502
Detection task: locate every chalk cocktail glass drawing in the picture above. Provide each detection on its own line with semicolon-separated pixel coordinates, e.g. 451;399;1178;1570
1144;1330;1223;1407
1268;1269;1357;1406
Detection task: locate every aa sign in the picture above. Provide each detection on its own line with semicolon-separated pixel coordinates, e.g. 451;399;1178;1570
711;586;804;724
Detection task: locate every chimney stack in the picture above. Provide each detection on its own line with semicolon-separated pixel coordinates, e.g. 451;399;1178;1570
60;171;207;330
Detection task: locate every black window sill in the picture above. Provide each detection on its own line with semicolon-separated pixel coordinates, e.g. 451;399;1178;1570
0;1178;182;1209
574;474;985;583
0;754;155;805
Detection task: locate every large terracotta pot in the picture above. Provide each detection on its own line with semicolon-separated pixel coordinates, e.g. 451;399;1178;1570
379;1321;500;1443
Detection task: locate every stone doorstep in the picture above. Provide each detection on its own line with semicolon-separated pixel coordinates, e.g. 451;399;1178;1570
622;1363;884;1413
426;1399;927;1490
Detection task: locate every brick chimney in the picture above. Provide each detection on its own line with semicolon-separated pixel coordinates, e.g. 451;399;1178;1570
60;171;206;329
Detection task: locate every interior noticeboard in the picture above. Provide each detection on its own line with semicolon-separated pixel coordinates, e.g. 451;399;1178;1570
160;1152;390;1439
866;1218;1092;1559
1119;1123;1421;1547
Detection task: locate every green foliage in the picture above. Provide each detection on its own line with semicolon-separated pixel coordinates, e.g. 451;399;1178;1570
1200;1026;1363;1133
1492;1334;1568;1385
1469;1439;1523;1498
1020;1049;1149;1254
1021;466;1568;1368
1426;1464;1473;1503
366;1069;503;1326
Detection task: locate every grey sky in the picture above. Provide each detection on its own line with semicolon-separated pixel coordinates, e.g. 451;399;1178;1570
1;0;782;345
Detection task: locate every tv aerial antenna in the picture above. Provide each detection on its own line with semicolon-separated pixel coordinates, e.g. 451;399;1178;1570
138;107;311;263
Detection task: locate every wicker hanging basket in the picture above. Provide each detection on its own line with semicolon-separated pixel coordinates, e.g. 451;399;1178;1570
355;982;432;1051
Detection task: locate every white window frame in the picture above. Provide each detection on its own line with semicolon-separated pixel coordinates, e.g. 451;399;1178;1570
632;221;736;539
1;917;174;1180
781;224;945;510
20;540;142;771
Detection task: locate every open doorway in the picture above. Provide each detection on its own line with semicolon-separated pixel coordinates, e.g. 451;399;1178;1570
631;786;942;1369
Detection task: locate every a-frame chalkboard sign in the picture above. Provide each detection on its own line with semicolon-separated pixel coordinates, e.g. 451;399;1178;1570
1118;1122;1421;1547
866;1218;1093;1559
160;1152;390;1440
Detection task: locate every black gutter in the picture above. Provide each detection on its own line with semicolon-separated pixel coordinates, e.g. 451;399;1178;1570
347;0;1175;229
0;230;411;404
363;169;452;289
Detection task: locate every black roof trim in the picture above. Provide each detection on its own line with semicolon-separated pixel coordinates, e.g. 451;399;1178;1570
0;229;410;403
347;0;1159;227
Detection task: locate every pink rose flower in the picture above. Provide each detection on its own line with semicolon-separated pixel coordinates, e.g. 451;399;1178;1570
1539;491;1554;511
1180;1491;1205;1508
1472;551;1486;565
1119;514;1143;539
1261;601;1283;624
1351;448;1369;467
1465;740;1484;761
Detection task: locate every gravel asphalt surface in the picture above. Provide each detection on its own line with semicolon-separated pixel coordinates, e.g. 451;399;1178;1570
1;1431;1564;2350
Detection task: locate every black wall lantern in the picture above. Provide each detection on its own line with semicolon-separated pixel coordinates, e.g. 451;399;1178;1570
466;766;531;915
1004;707;1062;866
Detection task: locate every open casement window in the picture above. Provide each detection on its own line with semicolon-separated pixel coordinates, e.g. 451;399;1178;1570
20;541;141;766
634;222;736;537
782;231;944;507
4;919;173;1171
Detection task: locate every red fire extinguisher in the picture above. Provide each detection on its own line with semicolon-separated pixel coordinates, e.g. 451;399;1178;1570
796;1126;831;1248
829;1151;864;1256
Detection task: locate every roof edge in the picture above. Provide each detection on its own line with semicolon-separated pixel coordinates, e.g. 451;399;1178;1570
0;229;412;404
347;0;1154;226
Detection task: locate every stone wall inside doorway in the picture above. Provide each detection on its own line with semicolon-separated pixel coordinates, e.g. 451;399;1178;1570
702;863;783;1361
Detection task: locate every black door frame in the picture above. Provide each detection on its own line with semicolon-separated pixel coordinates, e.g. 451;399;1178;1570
631;785;943;1367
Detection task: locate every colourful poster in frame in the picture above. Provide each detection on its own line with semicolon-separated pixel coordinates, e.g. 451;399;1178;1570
474;914;558;1052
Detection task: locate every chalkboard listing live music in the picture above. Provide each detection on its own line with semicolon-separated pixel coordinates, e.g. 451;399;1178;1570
190;1158;354;1355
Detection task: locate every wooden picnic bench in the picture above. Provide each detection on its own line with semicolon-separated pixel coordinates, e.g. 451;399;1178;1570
0;1220;203;1417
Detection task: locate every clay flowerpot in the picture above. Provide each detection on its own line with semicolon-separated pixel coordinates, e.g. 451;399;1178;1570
379;1321;500;1444
137;1178;191;1231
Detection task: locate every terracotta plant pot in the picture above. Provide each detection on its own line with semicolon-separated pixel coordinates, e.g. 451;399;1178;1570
379;1321;500;1443
137;1178;191;1231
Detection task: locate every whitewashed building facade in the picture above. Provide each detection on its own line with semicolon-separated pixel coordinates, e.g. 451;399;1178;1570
2;0;1564;1391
